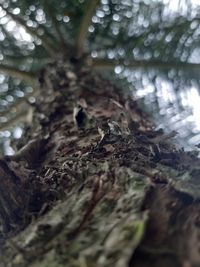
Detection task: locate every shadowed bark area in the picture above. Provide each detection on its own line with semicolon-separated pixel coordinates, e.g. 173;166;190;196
0;159;27;233
0;60;200;267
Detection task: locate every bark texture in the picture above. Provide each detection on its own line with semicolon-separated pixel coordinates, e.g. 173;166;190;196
0;60;200;267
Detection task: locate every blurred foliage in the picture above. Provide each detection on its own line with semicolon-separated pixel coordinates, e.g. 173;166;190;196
0;0;200;153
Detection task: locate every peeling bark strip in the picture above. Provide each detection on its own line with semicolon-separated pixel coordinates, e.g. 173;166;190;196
1;60;200;266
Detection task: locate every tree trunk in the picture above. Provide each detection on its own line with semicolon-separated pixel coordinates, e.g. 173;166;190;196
0;59;200;267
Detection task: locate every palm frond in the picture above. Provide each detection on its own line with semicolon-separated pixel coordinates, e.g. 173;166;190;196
42;0;66;48
0;64;37;85
0;4;57;56
92;58;200;71
76;0;100;57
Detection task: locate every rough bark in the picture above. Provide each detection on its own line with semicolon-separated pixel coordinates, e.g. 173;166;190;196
0;60;200;267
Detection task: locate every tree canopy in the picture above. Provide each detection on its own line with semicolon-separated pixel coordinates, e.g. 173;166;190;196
0;0;200;151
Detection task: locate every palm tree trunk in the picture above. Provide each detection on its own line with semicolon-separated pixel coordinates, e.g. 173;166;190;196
0;59;199;267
